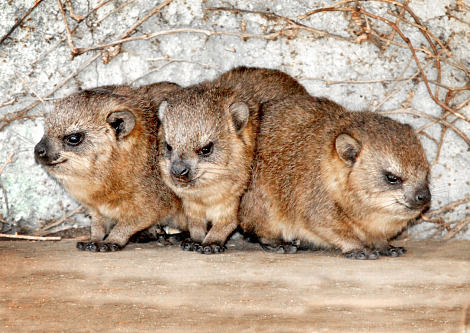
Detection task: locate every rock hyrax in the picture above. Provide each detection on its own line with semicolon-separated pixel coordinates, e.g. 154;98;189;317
239;96;431;259
34;83;186;251
157;66;310;254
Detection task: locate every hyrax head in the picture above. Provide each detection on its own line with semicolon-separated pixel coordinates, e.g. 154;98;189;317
158;87;250;191
34;86;142;181
333;112;431;220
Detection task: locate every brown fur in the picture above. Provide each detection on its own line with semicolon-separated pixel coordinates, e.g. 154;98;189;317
157;67;310;252
34;83;186;249
239;96;431;257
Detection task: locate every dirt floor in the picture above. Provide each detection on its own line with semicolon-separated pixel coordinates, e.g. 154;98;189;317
1;238;470;333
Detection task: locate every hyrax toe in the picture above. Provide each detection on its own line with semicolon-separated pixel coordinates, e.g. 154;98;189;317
200;243;225;255
261;241;298;254
181;238;199;251
344;248;379;260
378;245;407;257
76;241;122;252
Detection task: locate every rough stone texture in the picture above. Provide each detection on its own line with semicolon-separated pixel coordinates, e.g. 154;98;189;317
0;1;468;237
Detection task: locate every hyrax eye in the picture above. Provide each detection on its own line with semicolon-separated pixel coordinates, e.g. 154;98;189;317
198;142;214;157
385;172;402;185
64;133;84;146
165;142;172;152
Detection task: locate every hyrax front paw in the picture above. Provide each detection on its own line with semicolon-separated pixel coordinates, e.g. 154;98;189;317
181;239;225;254
181;238;198;251
378;245;407;257
76;241;122;252
197;243;225;254
261;242;298;254
344;248;379;260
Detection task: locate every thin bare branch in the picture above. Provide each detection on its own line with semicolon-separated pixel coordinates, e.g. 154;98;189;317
74;28;282;56
39;206;85;231
0;53;100;130
0;153;15;175
101;0;175;64
381;108;470;147
0;233;61;241
424;197;470;218
443;216;470;240
0;0;45;45
57;0;79;58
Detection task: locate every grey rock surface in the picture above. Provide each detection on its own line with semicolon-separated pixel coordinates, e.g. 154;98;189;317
0;0;468;238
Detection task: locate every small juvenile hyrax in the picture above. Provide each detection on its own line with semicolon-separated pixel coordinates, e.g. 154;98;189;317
239;96;431;259
34;83;186;252
157;66;310;254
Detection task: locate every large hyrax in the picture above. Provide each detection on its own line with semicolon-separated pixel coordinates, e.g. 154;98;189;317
34;83;186;252
157;66;310;254
240;96;431;259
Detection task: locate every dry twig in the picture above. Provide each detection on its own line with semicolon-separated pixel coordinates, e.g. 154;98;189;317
424;197;470;219
57;0;79;58
65;0;84;22
31;0;113;66
0;233;61;241
0;153;15;176
0;53;100;130
443;216;470;240
0;0;45;45
39;206;85;232
100;0;175;64
381;108;470;147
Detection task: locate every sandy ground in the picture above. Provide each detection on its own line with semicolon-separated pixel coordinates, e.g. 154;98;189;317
1;239;470;332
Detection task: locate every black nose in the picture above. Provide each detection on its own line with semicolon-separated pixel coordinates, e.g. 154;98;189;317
34;137;49;162
34;144;46;158
414;186;431;207
170;161;190;179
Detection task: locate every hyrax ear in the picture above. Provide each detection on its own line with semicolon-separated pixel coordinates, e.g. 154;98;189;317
158;100;168;121
106;110;135;140
229;102;250;133
335;133;361;166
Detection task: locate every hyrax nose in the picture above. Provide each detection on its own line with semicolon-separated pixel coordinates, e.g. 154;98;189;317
35;144;46;158
170;161;190;179
414;186;431;206
34;137;49;162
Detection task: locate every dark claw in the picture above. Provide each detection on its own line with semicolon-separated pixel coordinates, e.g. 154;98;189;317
109;243;121;251
76;241;122;252
379;245;407;257
180;239;226;254
200;243;226;255
344;249;379;260
181;239;192;251
181;238;198;251
368;250;379;260
194;243;203;253
261;242;298;254
86;242;98;252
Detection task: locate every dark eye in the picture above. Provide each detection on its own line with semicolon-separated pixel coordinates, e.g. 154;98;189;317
198;142;214;157
165;142;172;152
385;172;402;185
64;133;84;146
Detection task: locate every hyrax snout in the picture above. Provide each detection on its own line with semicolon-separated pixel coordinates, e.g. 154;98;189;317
35;83;186;252
239;96;431;259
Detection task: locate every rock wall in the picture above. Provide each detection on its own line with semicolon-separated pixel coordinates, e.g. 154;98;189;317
0;0;468;238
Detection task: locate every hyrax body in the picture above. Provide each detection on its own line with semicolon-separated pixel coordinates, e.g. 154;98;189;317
157;66;310;254
239;96;431;259
34;83;186;252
